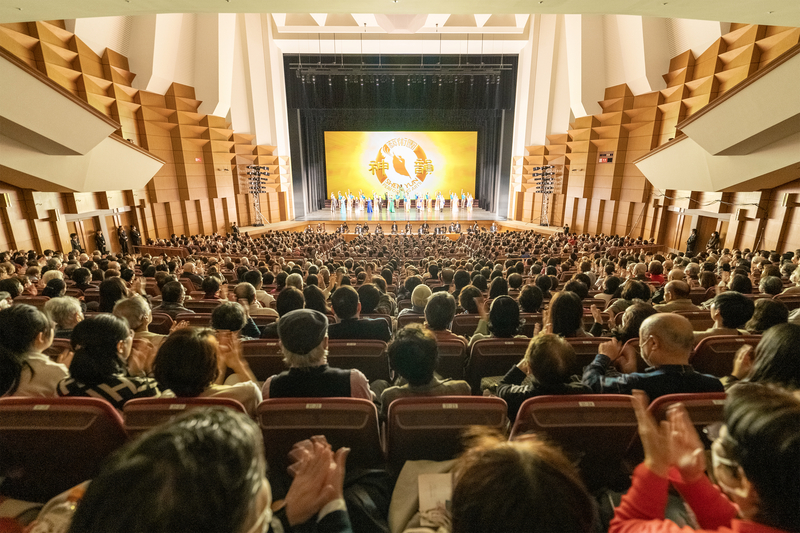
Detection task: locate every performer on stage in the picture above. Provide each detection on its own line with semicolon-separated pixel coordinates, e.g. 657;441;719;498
388;193;395;213
366;196;373;214
466;192;473;209
417;192;423;212
461;189;466;210
330;192;337;211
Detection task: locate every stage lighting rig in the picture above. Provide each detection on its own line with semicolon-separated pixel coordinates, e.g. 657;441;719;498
243;165;271;227
530;165;563;227
291;57;513;83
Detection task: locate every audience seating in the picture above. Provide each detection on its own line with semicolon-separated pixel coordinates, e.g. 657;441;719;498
123;397;247;437
360;313;392;331
64;288;83;298
688;289;710;305
676;310;715;332
184;300;224;312
241;339;286;381
257;398;383;488
451;314;482;337
385;396;508;473
519;313;543;336
465;338;531;394
397;299;412;311
149;312;174;335
327;340;391;382
565;337;613;375
509;394;637;490
83;288;100;303
648;392;726;446
43;338;72;361
689;335;761;377
177;278;196;293
251;315;277;328
12;296;49;309
435;339;468;380
775;293;800;310
397;313;425;330
175;312;212;327
0;397;128;503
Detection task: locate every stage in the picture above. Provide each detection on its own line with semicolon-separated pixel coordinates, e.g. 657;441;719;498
295;206;506;223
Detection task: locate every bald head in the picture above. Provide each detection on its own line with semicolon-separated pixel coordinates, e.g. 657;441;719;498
640;314;693;364
667;268;685;281
665;280;691;301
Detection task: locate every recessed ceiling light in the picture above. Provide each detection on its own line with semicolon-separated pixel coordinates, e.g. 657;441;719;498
768;10;775;13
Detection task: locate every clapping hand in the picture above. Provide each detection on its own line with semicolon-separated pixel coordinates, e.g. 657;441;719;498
731;344;755;380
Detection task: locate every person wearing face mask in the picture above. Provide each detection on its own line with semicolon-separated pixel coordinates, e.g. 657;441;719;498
65;408;352;533
582;314;724;399
612;383;800;533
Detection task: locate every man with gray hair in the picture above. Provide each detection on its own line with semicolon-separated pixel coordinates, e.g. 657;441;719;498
582;313;723;399
654;280;700;313
113;294;166;349
286;272;304;291
44;296;84;338
261;309;374;400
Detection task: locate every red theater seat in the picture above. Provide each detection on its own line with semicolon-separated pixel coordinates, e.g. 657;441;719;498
257;398;383;486
465;338;530;394
0;397;128;503
690;335;761;377
385;396;507;473
510;394;637;491
241;339;286;381
327;340;390;382
123;397;247;437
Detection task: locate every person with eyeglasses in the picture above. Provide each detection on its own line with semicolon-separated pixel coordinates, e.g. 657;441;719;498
612;383;800;533
582;313;724;399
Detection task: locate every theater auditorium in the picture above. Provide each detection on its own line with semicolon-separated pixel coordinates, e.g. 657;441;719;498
1;1;800;532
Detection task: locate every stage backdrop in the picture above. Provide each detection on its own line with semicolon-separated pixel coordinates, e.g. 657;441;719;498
324;131;477;198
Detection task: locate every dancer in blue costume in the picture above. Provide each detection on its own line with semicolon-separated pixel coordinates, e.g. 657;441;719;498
388;192;395;213
366;197;373;214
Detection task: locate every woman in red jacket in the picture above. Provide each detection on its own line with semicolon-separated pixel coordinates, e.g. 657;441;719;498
612;384;800;533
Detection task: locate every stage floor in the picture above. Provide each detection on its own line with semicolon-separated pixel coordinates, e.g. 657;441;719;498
296;206;506;223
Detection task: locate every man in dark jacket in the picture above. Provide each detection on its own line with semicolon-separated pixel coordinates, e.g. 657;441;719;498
94;230;107;254
327;286;391;342
118;226;129;255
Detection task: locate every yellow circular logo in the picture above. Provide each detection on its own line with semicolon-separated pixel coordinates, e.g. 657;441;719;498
369;138;433;194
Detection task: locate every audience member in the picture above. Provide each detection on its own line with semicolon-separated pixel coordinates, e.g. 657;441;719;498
114;294;166;350
469;295;526;346
0;304;67;397
398;283;431;318
260;286;305;339
653;281;699;313
328;286;391;341
424;291;465;343
44;296;84;339
694;291;755;343
152;281;194;319
380;324;470;418
211;301;261;339
745;298;788;334
68;408;352;533
263;309;374;400
582;314;724;398
549;291;590;337
58;314;166;409
153;328;261;416
496;333;590;420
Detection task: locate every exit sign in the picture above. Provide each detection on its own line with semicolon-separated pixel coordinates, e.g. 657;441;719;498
598;152;614;163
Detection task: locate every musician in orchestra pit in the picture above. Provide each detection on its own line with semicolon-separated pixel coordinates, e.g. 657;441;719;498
472;222;479;234
391;222;398;234
418;226;423;236
455;222;462;233
491;222;498;234
405;222;412;235
362;223;369;234
375;224;383;235
304;225;313;234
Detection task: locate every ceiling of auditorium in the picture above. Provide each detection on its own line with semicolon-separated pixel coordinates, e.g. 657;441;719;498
1;0;799;27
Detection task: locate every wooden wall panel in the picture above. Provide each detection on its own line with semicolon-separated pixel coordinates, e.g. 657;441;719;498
513;23;800;253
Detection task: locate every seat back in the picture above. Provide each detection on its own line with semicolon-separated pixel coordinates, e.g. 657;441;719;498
43;338;72;361
564;337;612;375
0;397;128;502
257;398;383;485
690;335;761;377
465;338;531;394
386;396;507;473
451;314;482;337
509;394;636;491
184;300;224;312
774;294;800;311
648;392;726;445
251;315;277;328
676;310;715;332
241;340;286;381
435;339;468;380
175;312;213;327
123;397;247;438
397;313;426;330
519;313;543;337
12;296;49;309
149;312;174;335
327;340;390;381
360;314;392;331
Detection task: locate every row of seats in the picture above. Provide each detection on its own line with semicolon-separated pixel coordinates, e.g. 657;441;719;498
0;392;726;502
43;334;760;393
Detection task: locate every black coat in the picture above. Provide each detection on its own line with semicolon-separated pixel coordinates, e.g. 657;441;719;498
95;234;106;251
327;318;391;342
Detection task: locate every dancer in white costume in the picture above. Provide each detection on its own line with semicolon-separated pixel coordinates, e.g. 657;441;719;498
330;192;337;211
